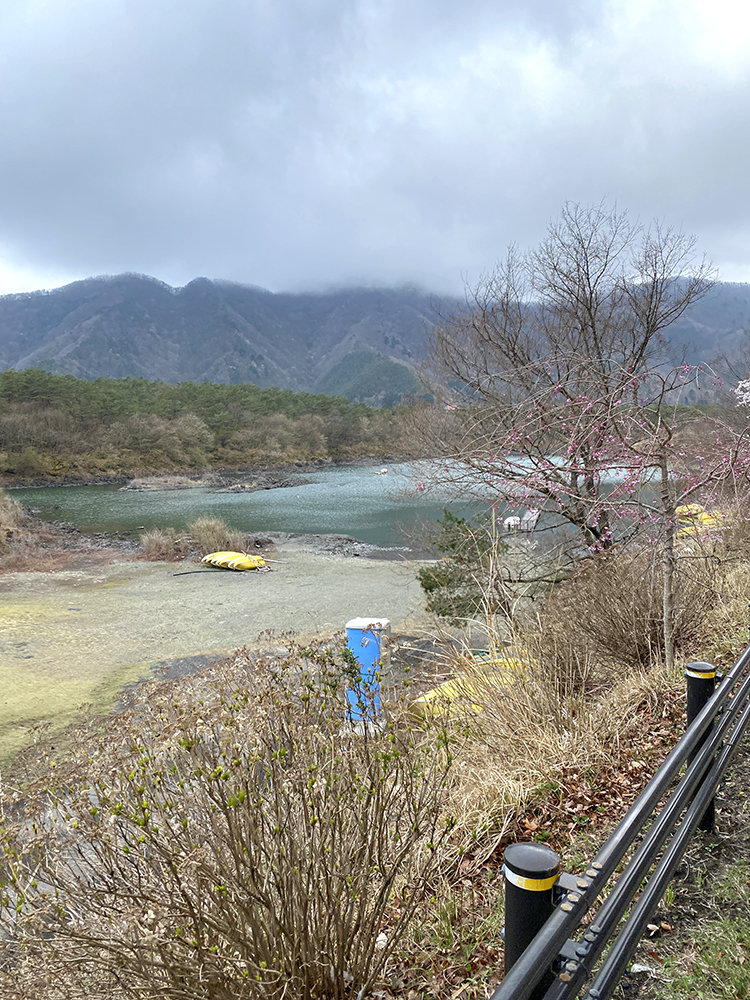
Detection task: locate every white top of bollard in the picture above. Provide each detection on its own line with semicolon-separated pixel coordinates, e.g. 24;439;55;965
346;617;390;630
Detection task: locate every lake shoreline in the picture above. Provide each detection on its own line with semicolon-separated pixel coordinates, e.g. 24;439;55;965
1;454;411;490
3;500;426;568
5;460;463;554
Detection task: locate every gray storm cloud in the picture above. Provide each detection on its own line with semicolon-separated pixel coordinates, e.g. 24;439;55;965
0;0;748;294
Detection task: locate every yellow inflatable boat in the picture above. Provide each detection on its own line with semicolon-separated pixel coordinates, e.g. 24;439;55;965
200;551;266;571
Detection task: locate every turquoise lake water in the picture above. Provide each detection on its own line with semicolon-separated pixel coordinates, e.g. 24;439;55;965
12;463;485;548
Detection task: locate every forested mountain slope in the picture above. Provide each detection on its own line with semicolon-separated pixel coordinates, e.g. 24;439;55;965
0;275;454;405
1;274;748;405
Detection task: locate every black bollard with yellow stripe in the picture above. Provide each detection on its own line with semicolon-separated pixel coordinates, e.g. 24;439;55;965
685;660;717;832
503;842;560;999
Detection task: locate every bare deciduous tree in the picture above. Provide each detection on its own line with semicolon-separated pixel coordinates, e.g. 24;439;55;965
421;203;750;668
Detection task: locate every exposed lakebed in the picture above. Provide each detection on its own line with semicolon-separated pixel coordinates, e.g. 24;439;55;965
0;542;433;762
2;463;475;762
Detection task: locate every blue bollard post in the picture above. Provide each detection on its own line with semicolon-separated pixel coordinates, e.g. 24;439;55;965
345;617;389;728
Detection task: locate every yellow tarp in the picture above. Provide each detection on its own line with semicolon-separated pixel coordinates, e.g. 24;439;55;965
200;551;266;571
675;504;723;538
410;650;527;719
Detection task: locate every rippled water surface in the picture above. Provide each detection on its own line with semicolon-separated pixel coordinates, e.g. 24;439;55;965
13;463;485;547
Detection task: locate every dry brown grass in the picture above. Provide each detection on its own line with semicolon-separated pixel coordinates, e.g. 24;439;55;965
430;652;685;863
0;496;93;571
406;534;723;857
0;537;74;572
536;548;718;669
138;518;247;561
138;526;190;560
0;487;26;552
187;516;246;554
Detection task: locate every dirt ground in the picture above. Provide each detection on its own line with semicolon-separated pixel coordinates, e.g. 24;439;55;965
0;541;434;761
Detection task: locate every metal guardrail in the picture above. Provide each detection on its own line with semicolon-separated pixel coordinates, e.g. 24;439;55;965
492;644;750;1000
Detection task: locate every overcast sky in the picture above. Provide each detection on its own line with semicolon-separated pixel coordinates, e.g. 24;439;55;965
1;0;749;296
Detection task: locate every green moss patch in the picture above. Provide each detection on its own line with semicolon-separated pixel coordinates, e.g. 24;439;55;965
0;659;148;762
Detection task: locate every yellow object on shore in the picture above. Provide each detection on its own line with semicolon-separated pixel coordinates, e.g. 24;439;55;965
675;504;722;538
201;551;266;571
410;649;527;719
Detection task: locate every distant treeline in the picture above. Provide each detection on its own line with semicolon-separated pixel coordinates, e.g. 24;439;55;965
0;369;423;480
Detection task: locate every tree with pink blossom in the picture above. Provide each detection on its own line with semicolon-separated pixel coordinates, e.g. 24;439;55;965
422;203;750;668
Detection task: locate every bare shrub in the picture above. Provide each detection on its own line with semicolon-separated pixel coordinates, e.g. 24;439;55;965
139;527;190;561
538;549;717;670
187;517;246;554
0;643;455;1000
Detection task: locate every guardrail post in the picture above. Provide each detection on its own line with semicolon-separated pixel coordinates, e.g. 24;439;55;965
503;842;560;999
685;660;716;832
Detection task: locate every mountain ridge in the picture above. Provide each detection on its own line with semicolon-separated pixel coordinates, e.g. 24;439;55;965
0;274;453;405
1;273;748;404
